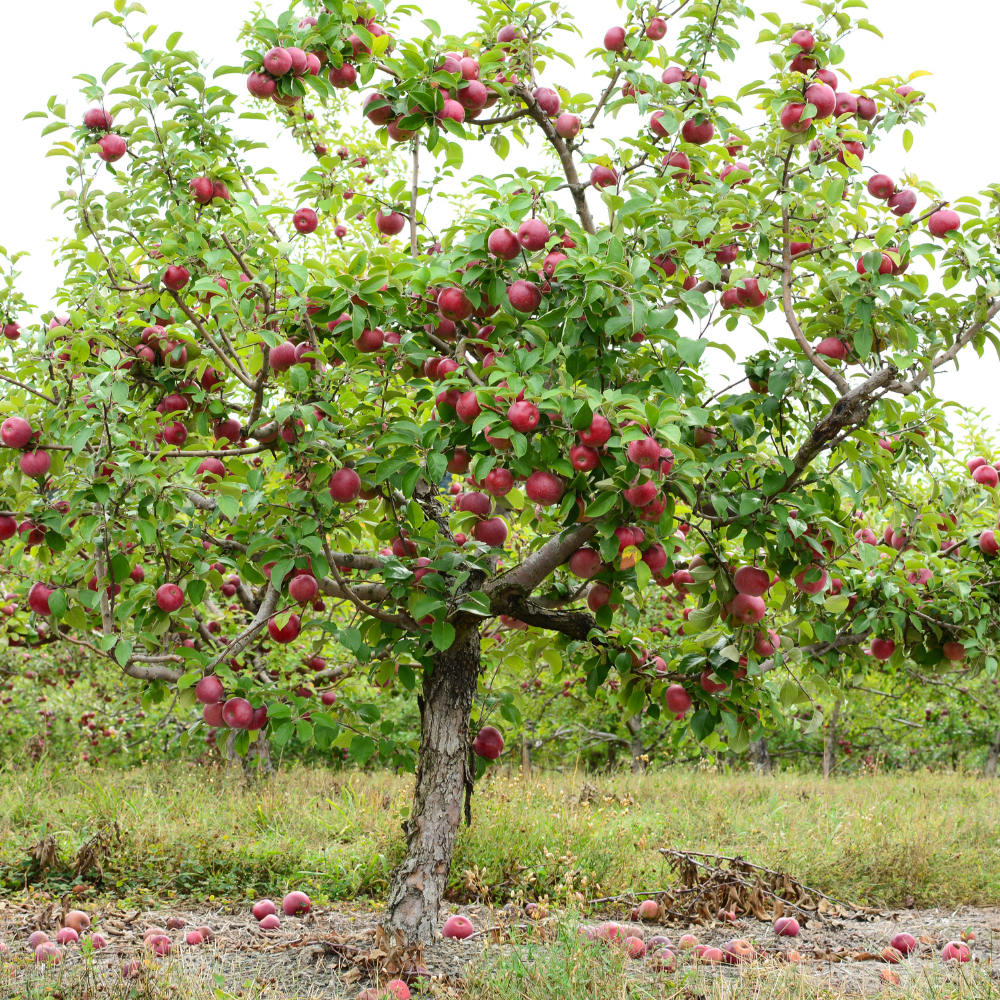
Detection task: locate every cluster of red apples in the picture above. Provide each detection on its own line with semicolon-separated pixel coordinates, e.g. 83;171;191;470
250;890;312;931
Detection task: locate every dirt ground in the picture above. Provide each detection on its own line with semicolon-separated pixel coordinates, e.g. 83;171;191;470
0;897;997;997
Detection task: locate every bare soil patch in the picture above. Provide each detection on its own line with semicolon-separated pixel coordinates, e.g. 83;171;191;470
0;898;997;997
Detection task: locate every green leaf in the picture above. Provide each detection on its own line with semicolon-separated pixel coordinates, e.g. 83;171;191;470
269;558;294;592
115;640;134;667
340;628;362;653
675;337;707;367
585;492;618;518
110;553;130;584
411;595;446;620
314;722;340;750
762;468;787;496
102;62;127;84
271;722;295;746
187;579;206;605
457;591;491;616
572;401;594;431
426;451;448;483
902;128;913;153
350;734;377;764
689;709;716;741
47;590;67;618
431;621;455;650
217;494;240;519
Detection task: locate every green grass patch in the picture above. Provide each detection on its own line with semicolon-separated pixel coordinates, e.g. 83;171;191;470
2;764;1000;910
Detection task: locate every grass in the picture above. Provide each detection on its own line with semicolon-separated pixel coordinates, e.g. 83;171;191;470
2;762;1000;910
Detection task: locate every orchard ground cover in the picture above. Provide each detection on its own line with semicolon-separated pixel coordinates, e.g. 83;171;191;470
2;766;1000;913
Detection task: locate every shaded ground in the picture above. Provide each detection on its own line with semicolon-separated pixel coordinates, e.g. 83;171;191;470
1;897;998;998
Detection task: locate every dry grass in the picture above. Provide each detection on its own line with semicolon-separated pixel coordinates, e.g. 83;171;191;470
1;763;1000;909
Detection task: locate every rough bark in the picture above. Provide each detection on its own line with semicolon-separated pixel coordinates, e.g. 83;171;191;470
245;734;275;782
823;700;841;779
986;728;1000;778
750;737;772;775
625;716;645;773
224;731;274;784
381;623;482;945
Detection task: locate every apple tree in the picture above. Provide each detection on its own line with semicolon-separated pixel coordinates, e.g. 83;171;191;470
3;0;1000;949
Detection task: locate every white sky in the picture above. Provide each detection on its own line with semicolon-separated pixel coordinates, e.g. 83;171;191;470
4;0;998;435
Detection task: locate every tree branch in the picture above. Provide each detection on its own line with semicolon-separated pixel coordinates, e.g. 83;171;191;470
409;139;419;257
889;300;1000;394
206;583;280;670
781;365;898;491
510;83;596;236
169;291;255;389
491;521;598;594
781;208;849;394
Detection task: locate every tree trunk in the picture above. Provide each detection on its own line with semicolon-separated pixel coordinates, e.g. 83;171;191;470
381;623;481;946
750;737;772;775
246;733;275;781
521;732;531;774
985;728;1000;778
225;730;274;784
823;700;841;779
625;716;644;773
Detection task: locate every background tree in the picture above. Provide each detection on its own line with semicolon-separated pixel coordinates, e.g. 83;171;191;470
2;0;999;953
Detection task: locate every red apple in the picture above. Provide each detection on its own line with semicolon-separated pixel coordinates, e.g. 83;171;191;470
516;218;550;251
473;517;508;547
870;637;896;660
928;209;961;238
525;470;564;505
579;414;612;447
268;614;301;643
156;583;184;613
665;684;692;714
804;83;836;119
508;400;540;432
790;28;814;51
603;27;626;52
867;174;894;200
1;416;32;449
507;280;542;313
488;228;520;259
329;468;362;502
472;726;504;759
780;103;812;133
195;675;225;705
97;135;126;162
568;548;602;578
282;891;311;916
163;265;189;291
222;697;253;729
293;208;319;234
681;118;714;144
555;113;580;138
83;107;113;129
887;189;917;217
